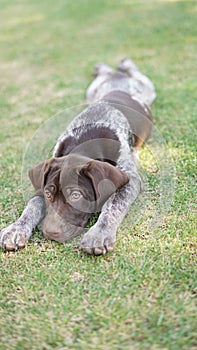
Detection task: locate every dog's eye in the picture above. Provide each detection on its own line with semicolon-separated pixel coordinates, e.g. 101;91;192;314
44;190;53;201
70;190;82;201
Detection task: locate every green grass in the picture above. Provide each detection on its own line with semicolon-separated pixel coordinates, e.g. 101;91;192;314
0;0;196;349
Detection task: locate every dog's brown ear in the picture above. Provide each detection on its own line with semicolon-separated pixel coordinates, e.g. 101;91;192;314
28;160;49;193
83;160;130;210
28;158;62;195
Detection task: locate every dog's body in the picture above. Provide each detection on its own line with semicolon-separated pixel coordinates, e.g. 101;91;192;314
0;58;156;255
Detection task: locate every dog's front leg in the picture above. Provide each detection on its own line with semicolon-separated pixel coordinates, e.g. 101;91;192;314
0;196;45;251
80;171;142;255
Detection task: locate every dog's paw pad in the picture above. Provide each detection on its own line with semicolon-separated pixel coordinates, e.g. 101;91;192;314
0;224;29;251
93;247;106;255
81;246;93;255
80;227;116;256
105;243;115;252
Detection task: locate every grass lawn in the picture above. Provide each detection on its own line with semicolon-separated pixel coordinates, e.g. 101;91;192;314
0;0;196;349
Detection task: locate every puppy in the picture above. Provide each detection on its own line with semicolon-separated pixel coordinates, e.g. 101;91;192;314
0;58;156;255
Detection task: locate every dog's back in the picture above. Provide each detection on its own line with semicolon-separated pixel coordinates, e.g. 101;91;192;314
102;90;153;148
87;59;155;148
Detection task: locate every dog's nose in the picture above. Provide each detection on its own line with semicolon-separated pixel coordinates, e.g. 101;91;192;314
42;214;66;242
42;223;67;242
42;214;85;243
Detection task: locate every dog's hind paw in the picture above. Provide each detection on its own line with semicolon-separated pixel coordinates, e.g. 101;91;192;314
93;63;114;77
117;57;139;74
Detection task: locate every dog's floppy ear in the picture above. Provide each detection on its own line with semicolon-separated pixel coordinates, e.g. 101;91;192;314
28;158;62;195
28;160;49;193
83;160;130;210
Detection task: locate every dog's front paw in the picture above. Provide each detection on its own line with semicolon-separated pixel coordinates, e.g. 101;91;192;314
0;223;31;251
80;225;116;255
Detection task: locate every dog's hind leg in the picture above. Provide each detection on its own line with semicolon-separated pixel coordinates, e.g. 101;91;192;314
93;63;114;77
117;57;139;76
117;57;156;106
86;63;115;103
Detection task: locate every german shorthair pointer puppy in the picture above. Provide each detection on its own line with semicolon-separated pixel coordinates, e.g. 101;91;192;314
0;58;156;255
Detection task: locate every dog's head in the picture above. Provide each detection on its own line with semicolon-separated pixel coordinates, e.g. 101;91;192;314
29;154;129;242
